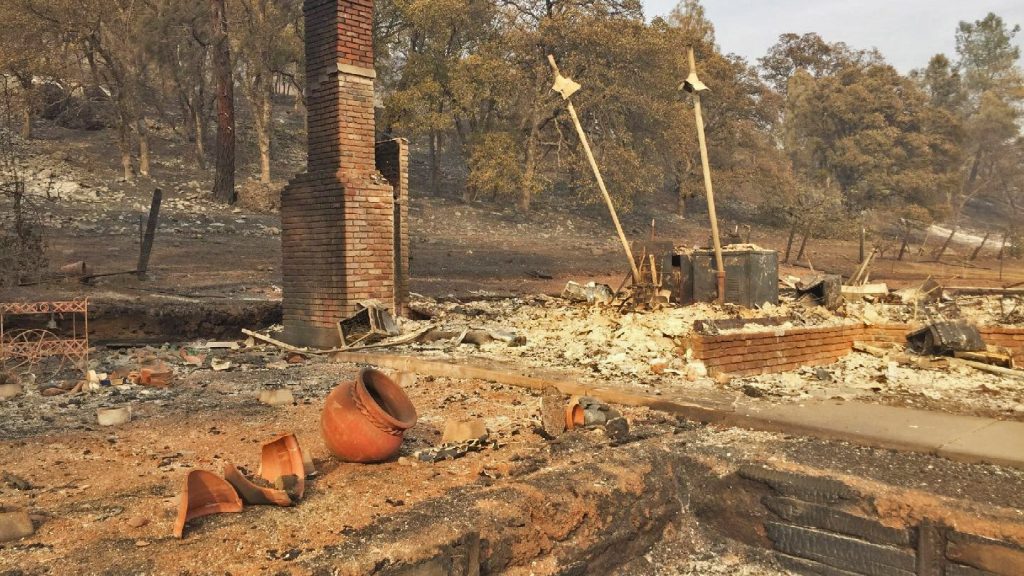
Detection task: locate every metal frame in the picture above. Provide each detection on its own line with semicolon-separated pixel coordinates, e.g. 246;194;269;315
0;299;89;375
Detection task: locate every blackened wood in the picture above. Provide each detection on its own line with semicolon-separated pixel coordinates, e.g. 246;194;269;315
763;496;912;547
136;188;162;279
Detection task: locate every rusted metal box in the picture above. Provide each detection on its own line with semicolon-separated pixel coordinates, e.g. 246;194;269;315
672;248;779;308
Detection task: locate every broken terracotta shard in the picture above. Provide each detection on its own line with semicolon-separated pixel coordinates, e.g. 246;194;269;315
174;470;243;538
260;434;307;500
321;367;417;463
139;363;173;387
223;463;292;507
565;401;585;431
178;347;206;367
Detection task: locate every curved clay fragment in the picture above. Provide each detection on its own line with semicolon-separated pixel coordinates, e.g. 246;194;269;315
564;401;585;431
173;470;243;538
223;463;292;507
260;434;306;500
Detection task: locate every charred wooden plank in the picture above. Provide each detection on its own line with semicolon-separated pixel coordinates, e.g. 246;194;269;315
946;531;1024;576
945;563;999;576
775;553;863;576
763;496;912;547
739;466;858;504
765;522;916;576
916;520;946;576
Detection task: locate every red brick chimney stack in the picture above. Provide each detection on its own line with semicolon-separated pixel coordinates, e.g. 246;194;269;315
280;0;408;348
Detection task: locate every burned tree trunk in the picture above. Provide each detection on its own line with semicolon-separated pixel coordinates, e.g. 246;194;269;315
211;0;236;204
257;89;272;184
519;113;542;212
117;105;134;181
137;117;150;177
428;129;440;197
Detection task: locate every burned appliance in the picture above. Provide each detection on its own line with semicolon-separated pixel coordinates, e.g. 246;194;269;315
671;247;779;308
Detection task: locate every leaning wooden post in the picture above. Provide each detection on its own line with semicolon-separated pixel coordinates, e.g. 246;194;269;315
969;232;990;261
683;48;725;304
784;225;797;263
547;55;640;282
897;225;910;261
137;188;163;279
796;232;810;262
934;226;957;262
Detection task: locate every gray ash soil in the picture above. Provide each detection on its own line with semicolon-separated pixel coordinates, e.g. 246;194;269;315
779;435;1024;511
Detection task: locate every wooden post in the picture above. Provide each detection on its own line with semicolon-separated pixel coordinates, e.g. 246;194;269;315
917;228;931;257
548;55;640;282
859;226;866;264
851;248;877;286
934;227;957;262
969;232;990;261
897;230;909;261
796;233;810;262
137;188;163;279
686;48;725;304
784;226;796;263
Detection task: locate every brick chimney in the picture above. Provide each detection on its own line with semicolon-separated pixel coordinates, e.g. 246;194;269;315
280;0;408;348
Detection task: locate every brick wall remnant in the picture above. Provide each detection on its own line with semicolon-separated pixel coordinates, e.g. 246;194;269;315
374;138;410;317
280;0;408;348
689;323;1024;377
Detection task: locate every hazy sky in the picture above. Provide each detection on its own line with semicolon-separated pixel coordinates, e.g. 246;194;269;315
642;0;1024;72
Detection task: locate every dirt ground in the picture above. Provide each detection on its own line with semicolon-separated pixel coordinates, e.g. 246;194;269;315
0;357;582;574
2;351;1023;574
0;344;798;575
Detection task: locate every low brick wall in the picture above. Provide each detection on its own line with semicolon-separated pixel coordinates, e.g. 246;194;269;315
860;323;916;345
690;324;865;377
690;322;1024;376
861;324;1024;366
979;327;1024;366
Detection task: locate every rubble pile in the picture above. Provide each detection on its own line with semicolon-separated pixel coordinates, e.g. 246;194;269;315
355;284;1024;419
734;352;1024;416
847;294;1024;327
393;294;840;386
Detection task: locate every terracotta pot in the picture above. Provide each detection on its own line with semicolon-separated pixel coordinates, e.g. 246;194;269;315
321;368;418;463
174;470;243;538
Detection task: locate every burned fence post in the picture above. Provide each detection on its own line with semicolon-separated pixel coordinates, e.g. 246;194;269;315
859;225;866;264
796;232;810;263
933;226;956;262
784;226;797;263
969;232;990;262
137;188;162;280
